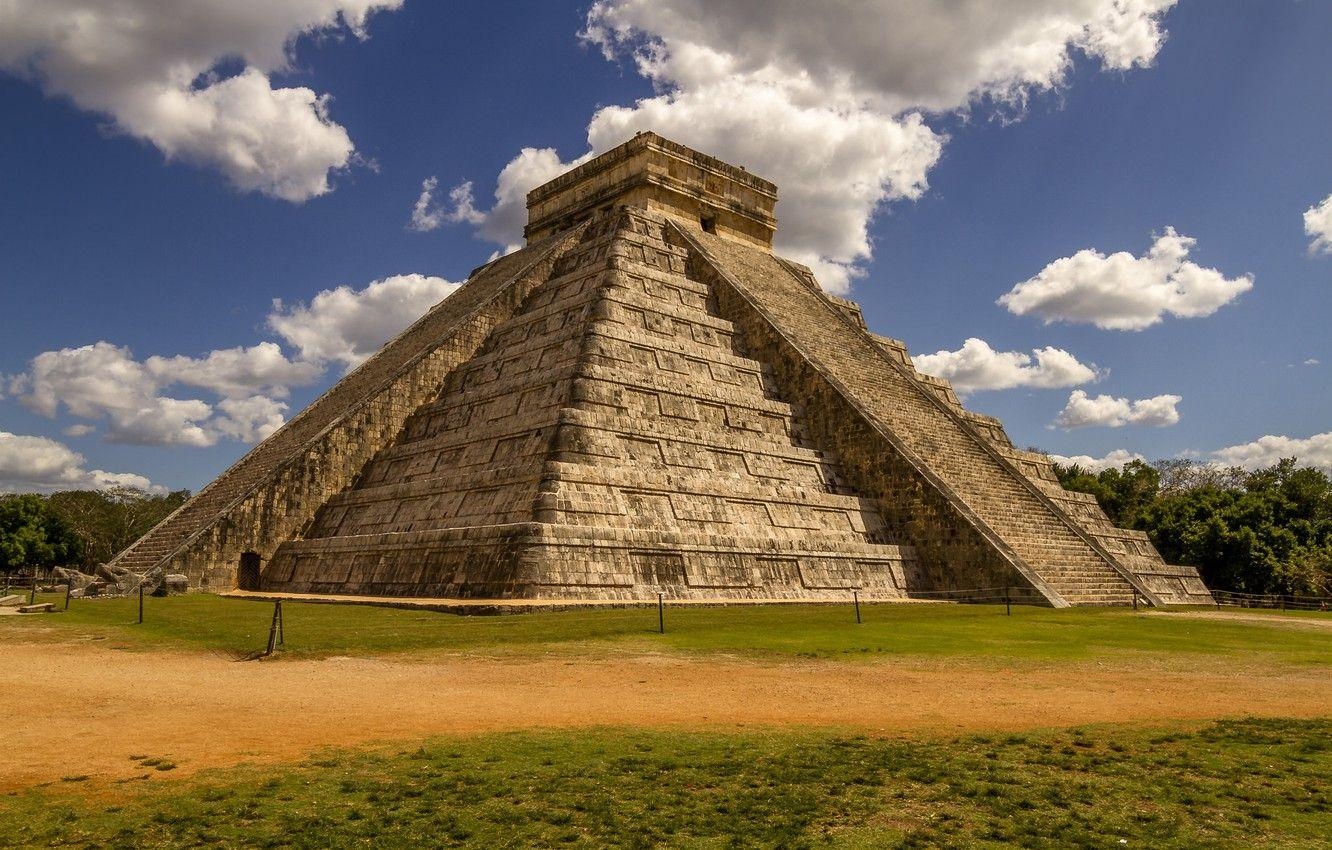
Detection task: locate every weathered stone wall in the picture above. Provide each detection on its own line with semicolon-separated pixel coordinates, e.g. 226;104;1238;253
526;132;778;249
260;209;917;601
859;323;1211;604
676;240;1047;604
113;229;585;590
674;221;1157;606
866;322;1210;604
121;132;1211;606
524;209;916;598
260;220;616;595
263;525;537;597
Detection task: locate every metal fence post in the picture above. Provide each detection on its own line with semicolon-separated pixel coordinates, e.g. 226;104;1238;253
266;601;282;656
853;589;862;624
138;584;144;624
657;592;665;634
1005;587;1011;616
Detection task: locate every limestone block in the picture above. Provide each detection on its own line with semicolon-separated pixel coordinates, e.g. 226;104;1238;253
117;135;1210;607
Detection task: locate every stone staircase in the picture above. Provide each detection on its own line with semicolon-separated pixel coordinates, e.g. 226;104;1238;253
679;225;1144;606
110;455;277;573
114;131;1204;605
257;211;915;599
108;238;571;579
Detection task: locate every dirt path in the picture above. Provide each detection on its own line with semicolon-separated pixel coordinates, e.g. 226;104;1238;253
5;641;1329;791
1149;609;1332;631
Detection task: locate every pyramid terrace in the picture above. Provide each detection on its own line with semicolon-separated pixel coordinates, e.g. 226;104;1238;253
113;133;1212;607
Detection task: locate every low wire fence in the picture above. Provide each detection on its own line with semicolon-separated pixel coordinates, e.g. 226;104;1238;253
903;586;1047;605
1211;589;1331;611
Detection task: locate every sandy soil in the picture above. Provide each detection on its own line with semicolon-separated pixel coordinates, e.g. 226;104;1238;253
4;639;1329;791
1149;609;1332;631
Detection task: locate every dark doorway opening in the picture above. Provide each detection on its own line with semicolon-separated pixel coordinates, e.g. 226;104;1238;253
238;551;262;591
700;215;717;234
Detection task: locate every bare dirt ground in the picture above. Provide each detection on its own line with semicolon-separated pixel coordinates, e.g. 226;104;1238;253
4;639;1330;791
1148;609;1332;631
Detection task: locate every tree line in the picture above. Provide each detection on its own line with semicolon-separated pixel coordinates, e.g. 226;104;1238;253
0;487;189;575
1052;457;1331;597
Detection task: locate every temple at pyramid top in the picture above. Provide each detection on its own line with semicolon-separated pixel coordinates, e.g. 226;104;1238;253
524;132;778;250
112;131;1214;608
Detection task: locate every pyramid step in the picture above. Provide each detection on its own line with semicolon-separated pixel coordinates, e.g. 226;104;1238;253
112;134;1206;607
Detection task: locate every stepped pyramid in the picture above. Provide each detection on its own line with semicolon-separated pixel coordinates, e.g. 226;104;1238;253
113;133;1212;606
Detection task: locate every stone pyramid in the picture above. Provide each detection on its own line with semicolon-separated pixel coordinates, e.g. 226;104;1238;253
112;133;1212;606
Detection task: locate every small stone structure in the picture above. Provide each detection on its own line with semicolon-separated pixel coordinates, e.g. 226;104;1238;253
111;133;1212;606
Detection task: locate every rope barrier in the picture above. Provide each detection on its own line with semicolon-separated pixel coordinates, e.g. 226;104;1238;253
1211;590;1331;612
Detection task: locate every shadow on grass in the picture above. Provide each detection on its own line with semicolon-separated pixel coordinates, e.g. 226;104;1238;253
3;592;1329;667
1;718;1328;849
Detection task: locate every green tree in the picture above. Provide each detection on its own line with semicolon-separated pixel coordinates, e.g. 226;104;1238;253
1134;460;1330;596
1097;460;1160;526
46;487;189;566
1050;460;1159;527
0;494;82;574
1049;455;1331;596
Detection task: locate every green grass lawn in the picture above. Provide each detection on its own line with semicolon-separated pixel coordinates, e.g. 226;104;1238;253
3;718;1328;849
3;592;1329;666
5;599;1329;847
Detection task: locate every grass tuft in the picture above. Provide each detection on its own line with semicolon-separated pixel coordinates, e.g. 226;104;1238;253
2;719;1328;848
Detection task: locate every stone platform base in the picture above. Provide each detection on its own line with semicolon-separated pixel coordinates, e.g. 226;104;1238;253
261;523;919;602
223;588;941;616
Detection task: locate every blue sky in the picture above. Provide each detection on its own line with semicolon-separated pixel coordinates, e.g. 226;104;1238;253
0;0;1328;494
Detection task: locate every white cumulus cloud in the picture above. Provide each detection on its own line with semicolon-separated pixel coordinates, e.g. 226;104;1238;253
1047;448;1146;472
999;227;1253;330
0;431;158;494
440;148;594;255
145;342;321;399
410;177;488;233
10;269;457;449
211;396;289;444
267;273;461;370
1304;193;1332;256
14;342;222;447
911;337;1100;394
1209;432;1332;474
1054;389;1181;429
582;0;1174;115
441;0;1176;294
9;341;315;448
587;90;942;293
0;0;402;201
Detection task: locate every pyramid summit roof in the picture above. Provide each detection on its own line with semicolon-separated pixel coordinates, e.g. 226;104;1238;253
525;132;778;250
